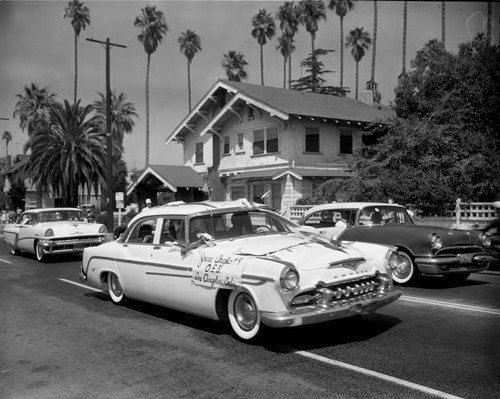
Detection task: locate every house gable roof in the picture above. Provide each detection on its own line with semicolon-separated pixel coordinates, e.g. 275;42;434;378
166;79;395;144
126;164;204;196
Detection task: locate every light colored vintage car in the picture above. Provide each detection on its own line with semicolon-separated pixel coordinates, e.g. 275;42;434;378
79;200;402;341
3;207;109;262
298;202;494;285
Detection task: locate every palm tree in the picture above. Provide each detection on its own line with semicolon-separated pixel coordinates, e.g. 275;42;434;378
441;1;445;48
2;131;12;156
178;30;202;112
134;5;168;167
345;27;371;99
277;35;295;88
26;100;109;207
13;83;57;152
369;1;378;88
401;0;408;77
251;9;276;85
328;0;356;88
298;0;327;54
93;91;138;156
222;51;249;82
64;0;90;104
276;1;300;89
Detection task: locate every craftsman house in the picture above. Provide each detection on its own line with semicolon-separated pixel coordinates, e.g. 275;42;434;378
165;79;395;211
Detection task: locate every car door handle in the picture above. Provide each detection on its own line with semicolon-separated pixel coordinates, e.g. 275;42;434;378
153;246;161;250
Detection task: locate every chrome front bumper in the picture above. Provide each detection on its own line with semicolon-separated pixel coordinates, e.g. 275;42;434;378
260;288;402;328
39;236;107;254
415;253;494;275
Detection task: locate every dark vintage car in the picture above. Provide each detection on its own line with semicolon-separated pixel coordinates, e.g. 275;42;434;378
298;202;494;285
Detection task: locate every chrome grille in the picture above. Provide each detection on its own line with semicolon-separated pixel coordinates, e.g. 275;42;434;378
291;276;381;310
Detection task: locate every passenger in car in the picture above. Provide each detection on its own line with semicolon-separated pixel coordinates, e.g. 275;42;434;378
230;213;252;236
139;225;153;243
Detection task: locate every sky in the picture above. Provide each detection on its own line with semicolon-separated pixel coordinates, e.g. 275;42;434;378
0;1;498;171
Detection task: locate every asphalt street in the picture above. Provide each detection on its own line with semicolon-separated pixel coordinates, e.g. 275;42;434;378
1;245;499;399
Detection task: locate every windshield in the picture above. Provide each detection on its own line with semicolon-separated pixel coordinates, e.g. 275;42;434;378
188;210;291;242
358;206;413;225
36;210;83;223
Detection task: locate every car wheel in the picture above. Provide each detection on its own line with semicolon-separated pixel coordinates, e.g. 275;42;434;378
393;251;419;285
443;273;471;284
35;242;45;262
10;244;20;256
228;290;261;341
108;272;126;304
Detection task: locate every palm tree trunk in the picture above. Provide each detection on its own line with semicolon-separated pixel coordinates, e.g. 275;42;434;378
371;0;378;83
311;35;315;55
402;1;408;75
487;2;492;45
74;33;78;104
288;53;292;89
145;53;150;167
340;16;344;87
260;44;264;85
188;59;192;112
441;1;446;48
355;61;359;99
283;57;286;88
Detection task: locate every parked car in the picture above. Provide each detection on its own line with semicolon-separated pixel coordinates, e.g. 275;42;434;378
298;202;494;285
3;207;109;262
79;200;402;341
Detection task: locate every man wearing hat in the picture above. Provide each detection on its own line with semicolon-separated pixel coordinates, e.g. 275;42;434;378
145;198;152;208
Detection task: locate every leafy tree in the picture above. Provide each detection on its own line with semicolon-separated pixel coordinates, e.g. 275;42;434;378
298;0;327;54
2;131;12;156
328;0;356;88
7;180;26;212
345;27;371;99
291;48;348;96
134;5;168;167
64;0;90;103
251;8;276;85
178;30;202;112
222;51;249;82
345;35;500;214
25;100;109;206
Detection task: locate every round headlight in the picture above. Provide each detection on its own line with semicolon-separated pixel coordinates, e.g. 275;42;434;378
99;225;108;234
479;232;491;248
45;229;54;237
280;267;299;291
430;233;442;251
387;250;399;270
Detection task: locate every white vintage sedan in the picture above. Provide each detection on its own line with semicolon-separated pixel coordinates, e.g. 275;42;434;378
3;207;109;262
79;201;402;341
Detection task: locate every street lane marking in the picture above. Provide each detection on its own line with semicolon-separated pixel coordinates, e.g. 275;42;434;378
0;258;12;264
58;278;102;293
278;346;464;399
401;295;500;316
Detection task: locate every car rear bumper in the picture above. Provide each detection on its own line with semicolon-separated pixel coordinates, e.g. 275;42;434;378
415;253;494;275
260;288;402;328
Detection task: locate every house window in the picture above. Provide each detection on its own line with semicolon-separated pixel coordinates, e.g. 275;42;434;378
252;126;279;155
305;127;320;153
237;133;244;152
231;186;245;200
253;184;266;203
253;129;265;155
340;129;353;155
195;142;204;164
223;136;230;155
248;107;254;120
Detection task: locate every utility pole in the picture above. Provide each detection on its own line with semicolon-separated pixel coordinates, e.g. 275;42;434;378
86;37;126;233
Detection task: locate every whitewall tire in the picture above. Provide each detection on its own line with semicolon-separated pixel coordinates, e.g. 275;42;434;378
228;290;261;341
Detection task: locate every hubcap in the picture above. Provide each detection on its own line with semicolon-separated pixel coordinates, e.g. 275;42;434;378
395;257;411;279
234;294;257;331
111;274;123;296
